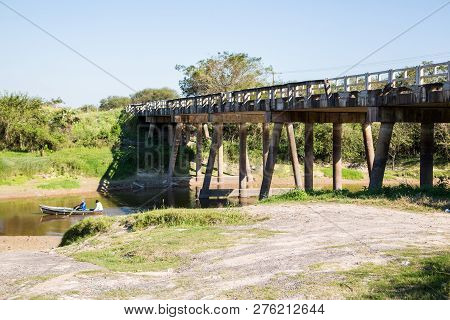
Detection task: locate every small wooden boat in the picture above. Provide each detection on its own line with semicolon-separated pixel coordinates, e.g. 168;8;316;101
39;205;102;216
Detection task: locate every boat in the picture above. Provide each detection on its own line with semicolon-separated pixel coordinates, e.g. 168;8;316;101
39;205;102;216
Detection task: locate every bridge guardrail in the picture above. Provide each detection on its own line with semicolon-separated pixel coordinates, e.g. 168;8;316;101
126;61;449;115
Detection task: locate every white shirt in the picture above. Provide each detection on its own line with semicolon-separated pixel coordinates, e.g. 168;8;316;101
94;202;103;212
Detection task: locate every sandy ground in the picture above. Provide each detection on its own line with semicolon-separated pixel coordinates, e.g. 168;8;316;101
0;203;448;300
0;236;61;252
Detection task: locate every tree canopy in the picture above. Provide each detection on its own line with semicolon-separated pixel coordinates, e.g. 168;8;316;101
175;52;271;96
99;96;131;111
130;87;179;103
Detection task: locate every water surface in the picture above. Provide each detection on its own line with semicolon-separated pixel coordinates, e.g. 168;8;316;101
0;188;253;236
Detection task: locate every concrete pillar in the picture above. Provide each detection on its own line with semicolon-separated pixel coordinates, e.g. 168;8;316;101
362;122;375;178
216;123;224;184
239;123;248;198
167;123;183;184
259;123;283;200
262;123;270;170
304;123;314;190
195;123;203;182
286;123;302;189
369;122;394;190
420;122;434;188
245;153;253;183
333;123;343;190
199;126;219;198
203;124;210;140
167;124;174;144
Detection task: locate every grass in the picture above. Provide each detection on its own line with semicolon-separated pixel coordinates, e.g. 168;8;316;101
0;175;29;186
224;250;449;300
321;167;364;180
59;208;272;272
60;216;113;246
0;147;113;181
37;178;80;189
73;226;231;272
96;288;146;300
261;184;449;212
121;208;254;231
338;250;450;299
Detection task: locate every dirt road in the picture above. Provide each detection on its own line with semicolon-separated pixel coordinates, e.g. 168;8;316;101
1;203;448;299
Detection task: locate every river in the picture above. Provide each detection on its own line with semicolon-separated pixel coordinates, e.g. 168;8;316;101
0;188;256;236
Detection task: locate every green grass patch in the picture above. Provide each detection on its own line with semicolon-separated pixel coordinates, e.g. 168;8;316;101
0;147;113;180
121;208;253;231
96;288;146;300
321;167;364;180
0;175;29;186
60;216;113;246
339;251;449;299
37;178;80;190
60;208;271;272
262;184;449;212
73;226;235;272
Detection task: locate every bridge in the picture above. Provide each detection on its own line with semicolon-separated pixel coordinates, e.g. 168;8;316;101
127;61;450;199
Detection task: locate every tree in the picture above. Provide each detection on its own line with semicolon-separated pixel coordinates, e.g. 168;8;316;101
130;88;178;104
175;52;271;96
388;123;418;170
78;104;98;112
99;96;131;110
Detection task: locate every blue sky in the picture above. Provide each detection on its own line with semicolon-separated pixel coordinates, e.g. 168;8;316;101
1;0;449;106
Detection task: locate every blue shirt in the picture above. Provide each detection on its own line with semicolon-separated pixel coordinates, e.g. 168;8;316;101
80;201;86;210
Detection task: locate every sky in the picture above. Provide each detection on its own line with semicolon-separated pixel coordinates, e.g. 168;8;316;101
1;0;449;106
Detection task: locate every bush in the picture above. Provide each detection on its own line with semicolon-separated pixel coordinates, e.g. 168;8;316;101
60;217;113;246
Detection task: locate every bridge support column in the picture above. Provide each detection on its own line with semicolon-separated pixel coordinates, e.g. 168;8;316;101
304;123;314;190
203;124;210;140
239;123;248;198
216;123;224;184
195;123;203;182
262;123;270;170
199;125;219;198
362;122;374;178
286;123;302;189
420;122;434;188
369;122;394;190
246;153;253;184
333;123;343;190
167;124;174;144
259;123;283;200
167;123;183;184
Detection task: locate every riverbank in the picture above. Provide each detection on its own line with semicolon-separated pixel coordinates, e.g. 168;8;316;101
1;204;448;300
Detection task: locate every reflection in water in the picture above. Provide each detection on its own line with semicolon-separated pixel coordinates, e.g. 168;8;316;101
0;188;255;236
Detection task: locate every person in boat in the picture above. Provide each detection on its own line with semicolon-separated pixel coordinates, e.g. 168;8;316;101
92;200;103;212
73;199;87;211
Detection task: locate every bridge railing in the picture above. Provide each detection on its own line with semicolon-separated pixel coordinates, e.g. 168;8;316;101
126;61;449;115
